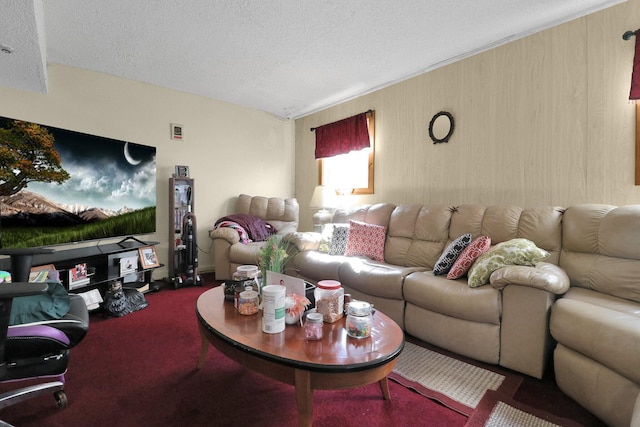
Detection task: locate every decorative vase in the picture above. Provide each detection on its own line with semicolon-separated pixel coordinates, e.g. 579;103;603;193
285;311;300;325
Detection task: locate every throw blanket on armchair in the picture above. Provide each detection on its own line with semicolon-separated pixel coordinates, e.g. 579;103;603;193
214;220;251;244
214;214;276;243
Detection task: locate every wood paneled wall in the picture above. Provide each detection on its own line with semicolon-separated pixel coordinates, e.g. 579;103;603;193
294;0;640;232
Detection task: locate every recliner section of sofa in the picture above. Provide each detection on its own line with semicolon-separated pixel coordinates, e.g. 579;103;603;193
210;194;299;280
403;204;564;378
549;204;640;427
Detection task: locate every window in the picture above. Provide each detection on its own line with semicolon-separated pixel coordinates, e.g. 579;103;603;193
318;111;375;195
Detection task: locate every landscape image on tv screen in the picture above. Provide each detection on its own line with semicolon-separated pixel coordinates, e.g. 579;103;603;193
0;116;156;249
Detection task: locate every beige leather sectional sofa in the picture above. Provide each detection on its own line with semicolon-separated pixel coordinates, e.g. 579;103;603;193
283;203;640;427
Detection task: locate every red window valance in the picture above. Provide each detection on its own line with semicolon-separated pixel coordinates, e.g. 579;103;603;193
314;112;370;159
631;29;640;100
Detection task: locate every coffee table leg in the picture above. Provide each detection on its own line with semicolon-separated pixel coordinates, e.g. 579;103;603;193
294;369;313;427
196;327;209;370
379;377;391;400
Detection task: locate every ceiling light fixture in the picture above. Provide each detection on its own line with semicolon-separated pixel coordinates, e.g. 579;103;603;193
0;44;14;54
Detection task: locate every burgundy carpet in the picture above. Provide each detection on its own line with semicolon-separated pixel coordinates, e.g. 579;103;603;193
0;282;465;427
0;279;605;426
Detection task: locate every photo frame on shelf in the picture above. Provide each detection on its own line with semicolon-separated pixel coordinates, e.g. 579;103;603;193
139;246;160;269
68;263;92;290
119;255;139;276
174;165;189;178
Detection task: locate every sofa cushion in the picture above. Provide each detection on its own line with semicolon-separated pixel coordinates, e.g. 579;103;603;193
236;194;299;236
318;225;333;253
550;288;640;384
318;223;345;253
385;204;453;269
447;236;491;279
288;250;345;282
560;204;640;304
404;271;501;325
332;203;395;227
339;258;425;300
328;224;350;255
433;233;472;275
344;220;386;261
467;238;550;288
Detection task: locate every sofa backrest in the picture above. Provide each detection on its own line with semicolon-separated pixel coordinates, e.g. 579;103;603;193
385;204;453;267
235;194;299;235
560;204;640;303
385;204;564;268
450;205;564;265
331;203;396;227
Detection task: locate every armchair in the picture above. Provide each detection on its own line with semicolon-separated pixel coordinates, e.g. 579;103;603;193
210;194;299;280
0;281;89;421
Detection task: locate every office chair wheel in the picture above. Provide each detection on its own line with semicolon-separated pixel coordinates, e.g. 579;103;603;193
54;390;67;409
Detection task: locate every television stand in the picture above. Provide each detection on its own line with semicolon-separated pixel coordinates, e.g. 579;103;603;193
0;242;162;305
117;236;149;247
0;248;55;282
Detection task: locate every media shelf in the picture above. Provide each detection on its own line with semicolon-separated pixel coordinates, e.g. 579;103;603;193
169;177;194;280
0;240;162;298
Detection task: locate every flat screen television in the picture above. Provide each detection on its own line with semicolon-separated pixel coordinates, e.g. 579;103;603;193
0;116;156;249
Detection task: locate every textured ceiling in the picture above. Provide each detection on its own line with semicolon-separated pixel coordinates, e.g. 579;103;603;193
0;0;627;119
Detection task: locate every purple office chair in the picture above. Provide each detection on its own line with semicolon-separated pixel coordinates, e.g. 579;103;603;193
0;281;89;419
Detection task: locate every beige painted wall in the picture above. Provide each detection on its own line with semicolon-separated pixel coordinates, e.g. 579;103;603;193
0;64;295;277
295;0;640;232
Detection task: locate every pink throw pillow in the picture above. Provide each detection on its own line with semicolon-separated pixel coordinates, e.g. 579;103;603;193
447;235;492;279
344;220;387;262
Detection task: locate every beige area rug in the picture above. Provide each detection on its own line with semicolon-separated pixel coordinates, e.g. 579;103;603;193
389;341;523;416
465;390;584;427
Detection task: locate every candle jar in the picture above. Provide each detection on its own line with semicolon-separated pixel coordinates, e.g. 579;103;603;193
234;265;259;292
237;289;259;315
304;312;324;340
346;301;373;339
232;265;260;307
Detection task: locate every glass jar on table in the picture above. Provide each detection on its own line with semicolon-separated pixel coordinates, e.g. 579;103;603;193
314;280;344;323
346;301;373;339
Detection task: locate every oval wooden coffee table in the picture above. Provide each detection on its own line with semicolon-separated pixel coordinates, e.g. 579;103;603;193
196;286;404;427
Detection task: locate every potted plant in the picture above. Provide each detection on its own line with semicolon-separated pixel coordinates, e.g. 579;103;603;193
257;235;296;285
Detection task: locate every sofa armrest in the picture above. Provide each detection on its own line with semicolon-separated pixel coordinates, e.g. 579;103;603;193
499;284;557;378
209;227;241;245
283;232;322;252
489;262;570;295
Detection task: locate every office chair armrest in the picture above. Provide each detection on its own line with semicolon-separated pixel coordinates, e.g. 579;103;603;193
7;325;71;346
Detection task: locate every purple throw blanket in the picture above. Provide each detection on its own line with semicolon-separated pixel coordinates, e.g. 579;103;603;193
214;214;276;242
